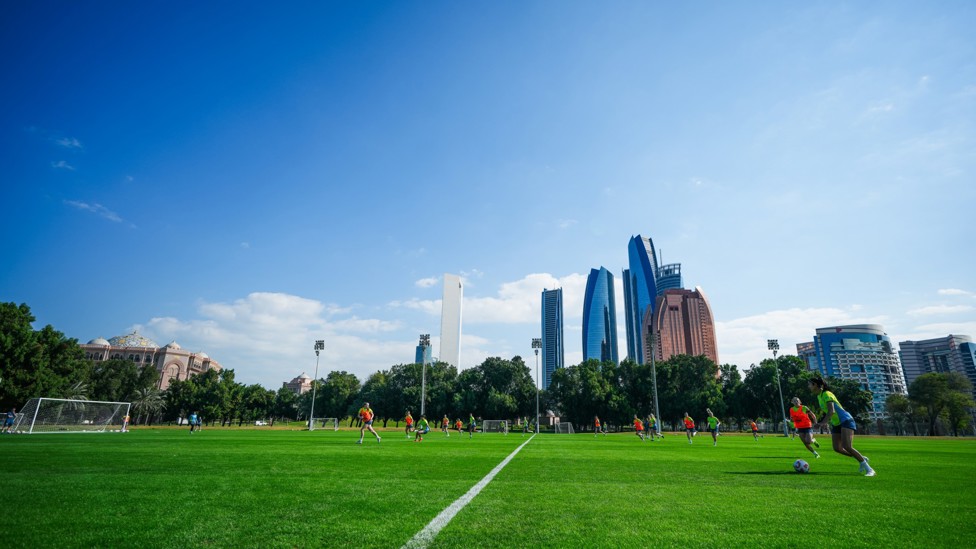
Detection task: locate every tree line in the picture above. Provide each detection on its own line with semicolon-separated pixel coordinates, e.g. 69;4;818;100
1;302;972;434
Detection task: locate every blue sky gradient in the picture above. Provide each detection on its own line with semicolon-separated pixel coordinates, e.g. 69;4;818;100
2;2;974;387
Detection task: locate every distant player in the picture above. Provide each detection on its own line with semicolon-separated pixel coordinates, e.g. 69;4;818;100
750;419;762;441
522;416;530;436
647;413;661;440
414;415;430;442
683;413;696;444
633;415;645;441
121;414;130;433
467;413;477;438
3;408;16;434
189;411;198;434
789;397;820;459
442;414;450;437
405;411;414;438
594;416;602;437
454;418;463;434
706;409;721;446
810;378;874;476
357;402;381;444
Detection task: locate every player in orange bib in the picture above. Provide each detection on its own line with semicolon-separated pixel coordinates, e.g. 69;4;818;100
789;397;820;458
633;415;646;441
683;413;696;444
404;410;414;438
594;416;605;437
442;414;450;437
454;418;463;433
357;402;381;444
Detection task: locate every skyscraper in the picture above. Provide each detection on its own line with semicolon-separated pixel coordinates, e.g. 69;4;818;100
440;273;463;369
541;287;564;389
644;287;718;365
582;267;619;364
899;335;976;399
623;235;659;364
806;324;907;420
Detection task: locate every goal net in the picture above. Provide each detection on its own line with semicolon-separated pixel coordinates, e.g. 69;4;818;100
482;420;509;434
317;417;339;431
11;398;130;434
554;422;575;434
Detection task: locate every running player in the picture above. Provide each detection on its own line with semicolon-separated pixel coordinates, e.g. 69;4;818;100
442;414;450;437
789;397;820;459
522;416;530;436
810;378;874;476
633;415;645;441
357;402;381;444
594;416;602;437
414;415;430;442
706;409;721;446
454;418;463;434
467;413;477;438
404;410;414;438
647;413;661;440
750;419;761;440
683;413;696;444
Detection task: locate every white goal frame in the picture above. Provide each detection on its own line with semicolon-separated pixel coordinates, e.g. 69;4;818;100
482;420;509;434
554;422;575;434
10;397;130;434
317;417;339;431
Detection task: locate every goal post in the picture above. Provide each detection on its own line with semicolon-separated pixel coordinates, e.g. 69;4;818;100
554;422;575;434
318;417;339;431
11;398;130;434
482;420;509;434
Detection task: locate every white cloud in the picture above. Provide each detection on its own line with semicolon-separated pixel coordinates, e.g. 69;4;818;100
55;136;82;149
463;272;587;324
557;219;577;229
907;304;974;316
138;292;411;387
938;288;974;297
240;242;250;249
715;306;887;370
64;200;123;223
415;277;439;288
51;160;75;171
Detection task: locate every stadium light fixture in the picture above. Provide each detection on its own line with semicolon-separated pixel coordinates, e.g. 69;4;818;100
532;338;542;434
308;340;324;431
767;339;788;436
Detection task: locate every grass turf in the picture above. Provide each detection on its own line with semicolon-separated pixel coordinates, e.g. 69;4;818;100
1;428;973;548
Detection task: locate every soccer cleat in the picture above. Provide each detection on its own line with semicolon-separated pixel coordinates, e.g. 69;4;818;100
814;452;820;459
356;440;362;445
865;468;876;477
377;437;381;443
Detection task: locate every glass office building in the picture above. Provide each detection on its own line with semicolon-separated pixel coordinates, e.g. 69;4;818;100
541;288;564;389
582;267;619;364
899;335;976;400
623;235;659;364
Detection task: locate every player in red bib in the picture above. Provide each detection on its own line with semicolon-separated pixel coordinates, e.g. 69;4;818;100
789;397;820;458
357;402;381;444
404;410;414;438
594;416;605;437
750;420;762;441
683;413;696;444
633;415;646;441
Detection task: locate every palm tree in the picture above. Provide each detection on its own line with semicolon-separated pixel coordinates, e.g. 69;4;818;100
130;387;165;425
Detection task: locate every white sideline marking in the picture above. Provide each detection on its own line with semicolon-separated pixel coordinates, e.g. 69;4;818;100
402;434;535;549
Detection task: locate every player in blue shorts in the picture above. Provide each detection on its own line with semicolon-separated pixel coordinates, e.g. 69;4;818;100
810;378;874;476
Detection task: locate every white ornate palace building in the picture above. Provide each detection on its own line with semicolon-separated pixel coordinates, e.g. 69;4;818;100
80;331;222;390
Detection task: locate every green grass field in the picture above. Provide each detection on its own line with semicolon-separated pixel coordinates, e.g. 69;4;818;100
1;427;974;548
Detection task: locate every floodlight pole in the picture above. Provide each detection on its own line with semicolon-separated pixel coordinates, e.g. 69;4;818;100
768;339;788;436
308;340;324;431
419;334;430;416
532;338;542;434
648;329;661;436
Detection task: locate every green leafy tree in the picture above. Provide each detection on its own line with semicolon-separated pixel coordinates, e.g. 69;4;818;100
319;370;361;420
910;372;974;436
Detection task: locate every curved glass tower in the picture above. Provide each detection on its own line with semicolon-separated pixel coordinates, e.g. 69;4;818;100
623;235;659;364
582;267;619;364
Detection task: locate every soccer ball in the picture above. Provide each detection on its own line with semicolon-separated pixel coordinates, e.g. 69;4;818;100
793;459;810;473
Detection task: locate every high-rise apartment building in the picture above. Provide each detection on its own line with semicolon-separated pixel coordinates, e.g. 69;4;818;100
656;263;683;295
643;287;718;365
541;287;564;389
805;324;907;420
796;341;819;372
440;273;463;369
582;267;619;364
899;335;976;399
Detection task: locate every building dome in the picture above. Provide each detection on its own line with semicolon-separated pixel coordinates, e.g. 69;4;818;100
165;341;182;350
298;372;311;379
88;337;111;346
196;351;209;360
107;331;159;348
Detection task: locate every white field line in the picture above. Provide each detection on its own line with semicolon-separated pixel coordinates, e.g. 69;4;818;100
401;434;536;549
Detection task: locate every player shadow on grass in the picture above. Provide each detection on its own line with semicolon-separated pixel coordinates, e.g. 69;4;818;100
725;471;845;476
738;456;797;459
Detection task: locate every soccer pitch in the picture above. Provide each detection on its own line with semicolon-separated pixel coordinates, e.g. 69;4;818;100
1;429;974;548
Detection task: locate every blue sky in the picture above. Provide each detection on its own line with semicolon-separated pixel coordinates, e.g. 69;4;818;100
2;2;974;388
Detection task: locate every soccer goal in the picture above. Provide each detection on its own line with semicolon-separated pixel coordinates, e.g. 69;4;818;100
482;420;509;434
554;422;575;434
318;417;339;431
10;398;129;434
